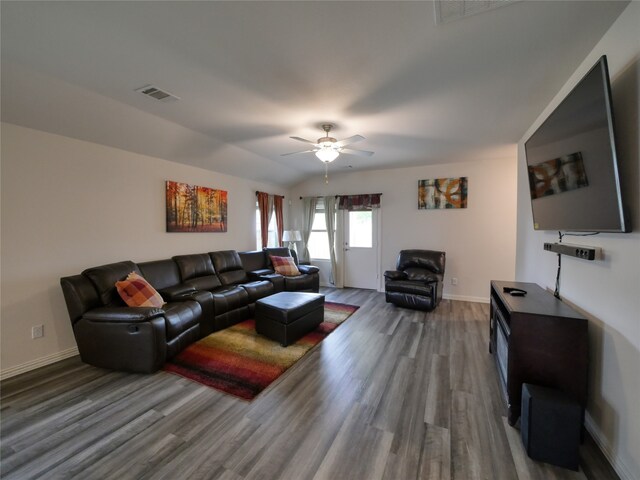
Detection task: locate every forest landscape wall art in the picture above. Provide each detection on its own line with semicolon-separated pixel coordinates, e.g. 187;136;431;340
166;181;228;232
418;177;468;209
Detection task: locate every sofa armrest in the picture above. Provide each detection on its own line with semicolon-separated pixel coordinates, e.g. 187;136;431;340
298;264;319;275
83;306;164;323
424;274;442;284
74;314;167;373
158;284;197;301
418;273;443;284
246;268;275;280
384;270;407;281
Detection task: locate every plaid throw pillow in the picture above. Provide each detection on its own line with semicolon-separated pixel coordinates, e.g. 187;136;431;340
115;272;165;308
270;255;300;277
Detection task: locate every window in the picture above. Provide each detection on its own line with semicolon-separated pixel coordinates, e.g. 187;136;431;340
255;202;278;250
308;199;334;260
348;211;373;248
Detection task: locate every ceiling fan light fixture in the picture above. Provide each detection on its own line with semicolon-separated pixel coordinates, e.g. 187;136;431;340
315;146;340;163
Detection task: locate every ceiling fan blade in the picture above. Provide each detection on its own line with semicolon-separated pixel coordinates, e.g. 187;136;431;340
335;134;365;147
281;149;317;157
341;148;374;157
290;136;318;145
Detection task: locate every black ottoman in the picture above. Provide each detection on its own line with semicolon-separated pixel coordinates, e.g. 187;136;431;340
255;292;325;346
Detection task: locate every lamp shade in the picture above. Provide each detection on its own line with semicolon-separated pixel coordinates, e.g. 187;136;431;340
282;230;302;242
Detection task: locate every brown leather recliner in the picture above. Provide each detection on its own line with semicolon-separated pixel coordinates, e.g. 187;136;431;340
384;249;446;312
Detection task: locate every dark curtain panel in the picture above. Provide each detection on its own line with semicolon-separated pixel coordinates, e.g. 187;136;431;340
257;191;270;249
273;195;284;247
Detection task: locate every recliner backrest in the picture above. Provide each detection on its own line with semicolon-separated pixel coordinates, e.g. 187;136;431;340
138;259;182;290
209;250;248;286
238;250;267;272
173;253;222;291
82;261;140;306
264;247;299;266
397;250;446;275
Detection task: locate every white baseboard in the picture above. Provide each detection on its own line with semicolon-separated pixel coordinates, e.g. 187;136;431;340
585;412;637;480
443;293;490;303
0;347;79;381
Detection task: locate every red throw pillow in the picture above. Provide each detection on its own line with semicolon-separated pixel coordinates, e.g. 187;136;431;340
270;255;301;277
115;272;165;307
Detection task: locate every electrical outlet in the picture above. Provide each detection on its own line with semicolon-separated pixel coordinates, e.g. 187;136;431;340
32;325;44;339
451;277;458;286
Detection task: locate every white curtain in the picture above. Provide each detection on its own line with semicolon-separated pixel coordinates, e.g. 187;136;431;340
300;197;317;262
324;196;338;286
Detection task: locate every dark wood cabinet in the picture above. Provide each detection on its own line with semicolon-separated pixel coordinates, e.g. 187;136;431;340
489;280;588;426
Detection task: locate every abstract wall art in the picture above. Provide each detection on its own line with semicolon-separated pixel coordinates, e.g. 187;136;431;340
166;180;228;232
418;177;468;209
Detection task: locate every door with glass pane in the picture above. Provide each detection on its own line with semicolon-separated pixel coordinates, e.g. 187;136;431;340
344;209;378;289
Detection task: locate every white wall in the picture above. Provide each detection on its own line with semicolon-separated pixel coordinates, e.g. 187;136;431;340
515;4;640;479
291;155;518;301
0;123;288;377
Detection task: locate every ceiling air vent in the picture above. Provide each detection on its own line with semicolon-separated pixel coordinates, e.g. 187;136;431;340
434;1;520;25
135;84;180;102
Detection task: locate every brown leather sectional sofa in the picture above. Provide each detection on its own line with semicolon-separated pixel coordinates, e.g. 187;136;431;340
60;248;319;373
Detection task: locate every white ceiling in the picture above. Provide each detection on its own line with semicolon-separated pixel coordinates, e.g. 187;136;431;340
0;1;628;187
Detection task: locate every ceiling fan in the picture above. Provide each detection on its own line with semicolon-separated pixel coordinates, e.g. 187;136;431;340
281;124;373;183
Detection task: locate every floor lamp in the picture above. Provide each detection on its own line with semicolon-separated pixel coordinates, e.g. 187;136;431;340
282;230;302;253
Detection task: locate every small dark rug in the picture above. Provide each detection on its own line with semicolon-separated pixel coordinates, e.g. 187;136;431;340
164;301;359;400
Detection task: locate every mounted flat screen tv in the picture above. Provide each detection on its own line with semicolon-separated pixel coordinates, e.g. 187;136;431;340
524;55;628;232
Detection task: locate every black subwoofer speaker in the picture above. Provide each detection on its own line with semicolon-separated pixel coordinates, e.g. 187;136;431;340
521;383;582;471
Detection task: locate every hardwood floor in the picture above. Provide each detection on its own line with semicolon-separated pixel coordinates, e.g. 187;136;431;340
0;288;619;480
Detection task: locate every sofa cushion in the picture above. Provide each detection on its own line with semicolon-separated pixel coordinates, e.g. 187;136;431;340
173;253;216;281
210;250;248;285
162;301;201;340
138;259;182;290
209;250;243;273
270;255;300;276
184;275;222;291
210;286;249;315
116;272;165;308
239;250;267;272
173;253;222;291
